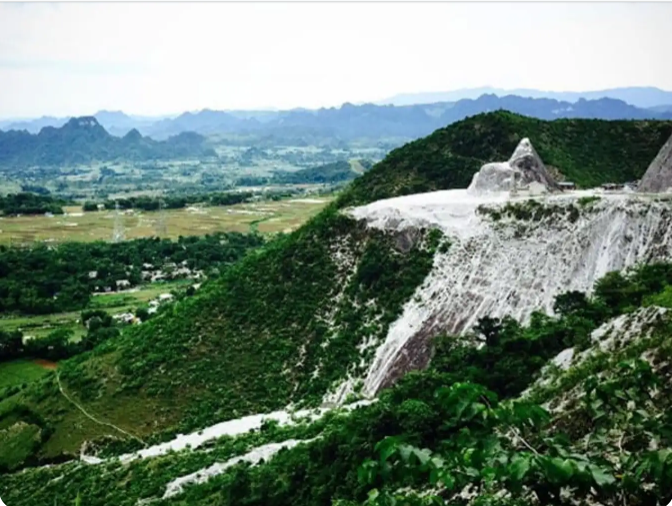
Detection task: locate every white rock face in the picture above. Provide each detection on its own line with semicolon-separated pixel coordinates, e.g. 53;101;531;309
332;190;672;400
468;138;560;195
116;400;372;463
639;133;672;193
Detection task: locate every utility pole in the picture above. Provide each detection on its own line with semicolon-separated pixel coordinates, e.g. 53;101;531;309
155;198;167;237
112;201;125;243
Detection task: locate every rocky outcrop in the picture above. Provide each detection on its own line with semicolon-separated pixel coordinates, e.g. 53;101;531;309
329;191;672;401
468;138;561;194
638;133;672;193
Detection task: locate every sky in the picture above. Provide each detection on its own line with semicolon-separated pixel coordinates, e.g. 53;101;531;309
0;2;671;118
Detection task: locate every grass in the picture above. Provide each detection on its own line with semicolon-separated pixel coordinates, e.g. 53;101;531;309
0;280;189;341
0;197;332;245
0;359;51;389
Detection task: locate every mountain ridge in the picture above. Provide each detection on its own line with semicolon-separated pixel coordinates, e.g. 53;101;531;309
2;95;671;143
0;116;216;167
379;85;672;108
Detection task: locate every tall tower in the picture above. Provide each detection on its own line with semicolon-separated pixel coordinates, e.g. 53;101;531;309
155;198;167;237
112;201;125;243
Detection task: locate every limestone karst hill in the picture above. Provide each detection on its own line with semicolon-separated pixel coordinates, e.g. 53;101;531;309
639;131;672;192
1;112;672;468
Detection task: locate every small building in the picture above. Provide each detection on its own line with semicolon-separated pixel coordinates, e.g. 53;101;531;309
558;181;576;191
601;183;624;191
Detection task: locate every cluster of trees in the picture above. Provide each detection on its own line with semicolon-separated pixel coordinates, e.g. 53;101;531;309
82;189;306;212
0;316;120;369
0;328;84;363
0;192;68;216
0;232;264;314
236;160;373;187
0;303;178;366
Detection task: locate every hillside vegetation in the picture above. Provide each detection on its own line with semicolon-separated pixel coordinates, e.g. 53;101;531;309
1;111;671;474
341;111;672;206
2;264;672;505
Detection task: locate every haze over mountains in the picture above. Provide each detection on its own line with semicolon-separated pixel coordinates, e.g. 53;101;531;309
2;88;671;144
378;85;672;108
0;116;215;167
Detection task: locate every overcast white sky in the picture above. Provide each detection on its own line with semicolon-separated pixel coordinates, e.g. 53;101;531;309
0;2;671;118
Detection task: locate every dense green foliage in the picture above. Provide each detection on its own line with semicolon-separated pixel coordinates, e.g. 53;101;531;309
3;113;672;504
234;160;373;187
0;311;124;365
68;210;436;430
0;232;264;314
84;192;255;212
339;112;672;207
3;263;672;504
0;208;440;464
0;192;68;216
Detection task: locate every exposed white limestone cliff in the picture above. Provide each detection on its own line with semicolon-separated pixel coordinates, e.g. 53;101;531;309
327;190;672;402
639;132;672;193
468;138;560;195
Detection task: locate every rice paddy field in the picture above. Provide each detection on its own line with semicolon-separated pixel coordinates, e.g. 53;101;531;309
0;196;332;245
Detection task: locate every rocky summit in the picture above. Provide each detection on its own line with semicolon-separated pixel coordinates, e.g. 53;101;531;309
639;132;672;193
467;137;560;195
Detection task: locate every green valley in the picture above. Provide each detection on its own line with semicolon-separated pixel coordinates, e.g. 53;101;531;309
2;112;672;506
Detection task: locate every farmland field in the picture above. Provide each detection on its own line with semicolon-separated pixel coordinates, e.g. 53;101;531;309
0;196;331;245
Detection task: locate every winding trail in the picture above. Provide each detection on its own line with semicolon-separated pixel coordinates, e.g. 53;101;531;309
56;370;146;447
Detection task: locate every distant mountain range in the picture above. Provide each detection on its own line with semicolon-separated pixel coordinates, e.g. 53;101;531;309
0;116;216;167
378;86;672;109
1;94;671;150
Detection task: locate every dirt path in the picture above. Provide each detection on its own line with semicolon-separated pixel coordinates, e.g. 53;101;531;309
56;370;146;447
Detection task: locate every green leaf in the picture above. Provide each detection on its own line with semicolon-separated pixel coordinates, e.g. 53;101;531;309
541;457;574;483
589;465;616;487
439;470;455;490
510;455;531;481
376;437;400;463
411;447;432;466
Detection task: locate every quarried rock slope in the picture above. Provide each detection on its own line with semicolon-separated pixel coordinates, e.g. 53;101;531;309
331;190;672;401
639;132;672;192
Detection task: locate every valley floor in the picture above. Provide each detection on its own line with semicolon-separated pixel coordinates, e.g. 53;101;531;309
0;197;331;245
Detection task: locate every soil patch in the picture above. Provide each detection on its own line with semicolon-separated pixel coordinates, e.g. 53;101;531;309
34;359;58;370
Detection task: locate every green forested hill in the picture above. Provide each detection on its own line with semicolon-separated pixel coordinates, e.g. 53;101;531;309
340;111;672;206
0;117;216;168
1;111;671;470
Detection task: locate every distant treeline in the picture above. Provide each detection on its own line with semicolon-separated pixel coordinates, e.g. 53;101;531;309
0;232;264;315
82;188;302;212
236;159;374;187
0;192;70;216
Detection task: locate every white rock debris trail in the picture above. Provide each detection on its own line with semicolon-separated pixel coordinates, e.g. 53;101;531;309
116;399;372;463
325;189;672;402
162;439;313;499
